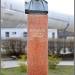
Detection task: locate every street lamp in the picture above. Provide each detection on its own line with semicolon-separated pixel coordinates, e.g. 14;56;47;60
63;23;69;53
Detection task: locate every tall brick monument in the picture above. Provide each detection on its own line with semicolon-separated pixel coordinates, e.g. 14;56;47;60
25;0;48;75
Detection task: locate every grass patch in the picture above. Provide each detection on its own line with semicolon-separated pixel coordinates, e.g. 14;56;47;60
1;66;74;75
48;66;74;75
1;67;27;75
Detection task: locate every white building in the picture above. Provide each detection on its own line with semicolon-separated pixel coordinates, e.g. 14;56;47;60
1;28;58;40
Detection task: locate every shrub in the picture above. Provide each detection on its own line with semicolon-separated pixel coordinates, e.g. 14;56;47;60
1;38;27;57
18;63;27;73
19;55;27;61
48;55;60;69
18;55;27;73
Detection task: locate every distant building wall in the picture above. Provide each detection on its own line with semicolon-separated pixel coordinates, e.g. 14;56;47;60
48;29;58;39
1;28;27;39
1;28;58;39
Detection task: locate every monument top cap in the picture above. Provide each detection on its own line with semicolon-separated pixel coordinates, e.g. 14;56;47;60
25;0;48;14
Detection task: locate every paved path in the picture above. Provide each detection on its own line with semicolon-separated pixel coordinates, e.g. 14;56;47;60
1;60;74;68
58;61;74;66
1;60;27;68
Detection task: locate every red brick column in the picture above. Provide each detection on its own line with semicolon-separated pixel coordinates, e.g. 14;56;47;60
27;14;48;75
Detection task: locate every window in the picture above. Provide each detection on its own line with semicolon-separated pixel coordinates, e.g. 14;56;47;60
10;4;12;9
4;2;7;8
12;32;16;35
5;32;9;37
52;32;55;38
23;32;27;37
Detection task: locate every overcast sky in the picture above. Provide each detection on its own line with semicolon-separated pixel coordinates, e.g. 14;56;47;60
25;0;74;15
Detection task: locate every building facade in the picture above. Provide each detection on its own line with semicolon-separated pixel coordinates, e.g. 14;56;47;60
1;28;58;40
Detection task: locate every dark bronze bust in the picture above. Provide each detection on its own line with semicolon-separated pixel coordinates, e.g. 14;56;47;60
25;0;48;14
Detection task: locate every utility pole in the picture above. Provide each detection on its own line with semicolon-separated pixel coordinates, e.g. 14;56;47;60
63;23;69;53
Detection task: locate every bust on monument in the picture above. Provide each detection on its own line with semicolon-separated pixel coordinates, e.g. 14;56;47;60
25;0;48;14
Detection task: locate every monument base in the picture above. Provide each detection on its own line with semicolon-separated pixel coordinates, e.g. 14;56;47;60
27;14;48;75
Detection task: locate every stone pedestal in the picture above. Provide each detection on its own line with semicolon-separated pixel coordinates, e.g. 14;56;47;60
27;14;48;75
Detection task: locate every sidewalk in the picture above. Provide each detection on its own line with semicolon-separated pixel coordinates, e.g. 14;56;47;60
58;61;74;66
1;60;27;68
1;60;19;68
1;60;74;68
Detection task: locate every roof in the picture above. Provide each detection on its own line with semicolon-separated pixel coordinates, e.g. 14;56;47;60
1;8;74;32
